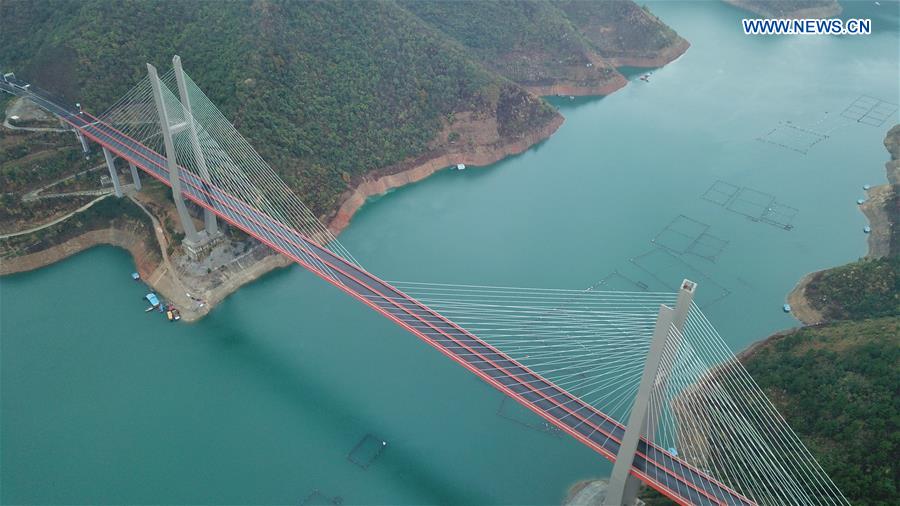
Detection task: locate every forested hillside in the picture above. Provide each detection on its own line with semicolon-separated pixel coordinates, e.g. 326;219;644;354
804;256;900;320
743;318;899;504
722;0;842;18
643;295;900;506
0;0;558;215
742;125;900;505
644;125;900;506
398;1;625;95
0;0;685;221
557;1;688;65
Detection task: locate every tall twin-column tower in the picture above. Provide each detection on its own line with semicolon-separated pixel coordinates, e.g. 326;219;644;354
145;55;220;257
97;55;220;258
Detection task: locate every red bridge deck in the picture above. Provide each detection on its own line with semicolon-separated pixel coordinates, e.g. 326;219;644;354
4;82;753;506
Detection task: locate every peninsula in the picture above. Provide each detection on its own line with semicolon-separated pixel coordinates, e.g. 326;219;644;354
0;0;689;320
722;0;842;18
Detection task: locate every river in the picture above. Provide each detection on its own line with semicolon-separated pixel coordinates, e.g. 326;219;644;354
2;2;898;504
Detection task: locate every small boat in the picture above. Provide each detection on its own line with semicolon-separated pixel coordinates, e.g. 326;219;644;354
863;184;871;190
783;304;792;313
640;74;651;82
166;310;174;322
145;293;160;307
456;163;466;170
857;198;866;205
172;309;181;321
131;272;141;281
569;95;575;100
144;306;155;313
864;225;871;234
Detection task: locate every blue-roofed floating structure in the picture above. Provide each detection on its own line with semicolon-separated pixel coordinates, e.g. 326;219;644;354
145;293;160;307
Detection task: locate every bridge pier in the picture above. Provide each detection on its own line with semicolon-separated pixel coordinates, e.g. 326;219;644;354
604;280;696;506
63;117;90;156
128;160;142;191
76;130;90;156
102;147;123;198
77;131;89;154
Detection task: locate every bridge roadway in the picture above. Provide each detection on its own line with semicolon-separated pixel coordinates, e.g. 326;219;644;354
4;82;753;506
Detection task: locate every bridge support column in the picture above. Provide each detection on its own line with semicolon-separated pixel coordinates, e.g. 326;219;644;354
61;117;90;156
128;161;142;191
172;55;218;237
147;62;200;245
75;129;90;156
102;147;123;198
604;280;696;506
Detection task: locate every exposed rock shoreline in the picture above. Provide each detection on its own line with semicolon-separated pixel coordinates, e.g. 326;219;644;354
0;227;160;280
722;0;842;19
0;112;567;321
603;37;691;68
524;38;691;98
0;223;291;322
3;36;691;324
779;188;892;325
0;110;566;323
326;113;565;234
786;271;826;325
327;35;691;236
523;73;628;100
558;122;898;504
785;126;899;327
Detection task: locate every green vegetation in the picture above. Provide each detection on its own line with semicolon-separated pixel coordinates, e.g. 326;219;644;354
723;0;841;18
890;188;900;254
0;0;563;216
805;256;900;320
803;126;900;321
0;195;159;260
557;1;684;60
641;126;900;506
398;1;620;89
0;130;94;193
883;125;900;253
0;0;684;220
738;125;900;505
743;318;900;504
639;315;900;506
639;487;677;505
0;92;13;114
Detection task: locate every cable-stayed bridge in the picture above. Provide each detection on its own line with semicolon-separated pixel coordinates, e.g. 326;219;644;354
0;60;849;506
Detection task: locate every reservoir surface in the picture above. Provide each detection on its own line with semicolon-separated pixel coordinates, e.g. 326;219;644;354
2;2;898;504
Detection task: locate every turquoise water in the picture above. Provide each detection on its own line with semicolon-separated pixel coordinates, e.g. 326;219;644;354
2;2;898;504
